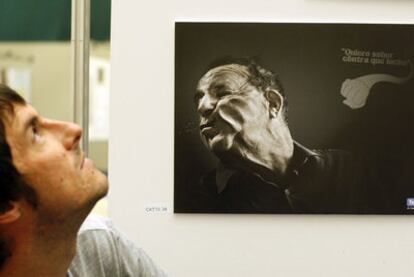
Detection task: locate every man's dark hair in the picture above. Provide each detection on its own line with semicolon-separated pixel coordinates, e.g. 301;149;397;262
0;84;38;267
205;56;288;120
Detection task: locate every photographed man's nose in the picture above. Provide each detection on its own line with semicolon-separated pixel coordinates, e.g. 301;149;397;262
45;119;82;150
197;94;217;117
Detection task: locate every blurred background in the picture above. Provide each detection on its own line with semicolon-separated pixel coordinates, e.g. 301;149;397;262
0;0;111;215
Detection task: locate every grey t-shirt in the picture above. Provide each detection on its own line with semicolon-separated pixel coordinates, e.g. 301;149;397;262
67;215;167;277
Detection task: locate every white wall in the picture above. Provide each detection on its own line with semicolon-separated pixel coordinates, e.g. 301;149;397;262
109;1;414;276
0;42;110;172
0;42;73;121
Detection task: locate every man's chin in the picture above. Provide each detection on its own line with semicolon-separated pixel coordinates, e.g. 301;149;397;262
88;171;109;205
96;177;109;199
208;134;234;154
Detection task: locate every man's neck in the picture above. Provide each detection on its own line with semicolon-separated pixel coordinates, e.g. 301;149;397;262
0;217;79;277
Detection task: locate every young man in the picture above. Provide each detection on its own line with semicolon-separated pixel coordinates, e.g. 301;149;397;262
0;84;166;276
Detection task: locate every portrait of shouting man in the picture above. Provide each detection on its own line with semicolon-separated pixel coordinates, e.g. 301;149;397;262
180;58;412;214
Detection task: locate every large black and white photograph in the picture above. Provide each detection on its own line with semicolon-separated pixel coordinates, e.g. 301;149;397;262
174;23;414;214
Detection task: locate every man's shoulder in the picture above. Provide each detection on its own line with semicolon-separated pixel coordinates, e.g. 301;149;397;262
76;214;120;251
78;214;115;234
295;141;352;162
69;214;168;277
68;215;123;276
310;148;353;165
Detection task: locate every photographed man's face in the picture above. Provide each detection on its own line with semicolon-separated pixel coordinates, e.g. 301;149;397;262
4;104;108;222
195;64;270;154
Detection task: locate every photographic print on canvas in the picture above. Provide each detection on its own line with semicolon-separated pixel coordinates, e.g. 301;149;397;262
174;22;414;214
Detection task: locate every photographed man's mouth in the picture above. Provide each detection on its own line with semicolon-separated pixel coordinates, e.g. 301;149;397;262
199;122;212;131
200;120;219;139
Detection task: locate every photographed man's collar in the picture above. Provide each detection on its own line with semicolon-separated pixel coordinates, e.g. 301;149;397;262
289;141;320;170
215;162;235;194
215;141;320;194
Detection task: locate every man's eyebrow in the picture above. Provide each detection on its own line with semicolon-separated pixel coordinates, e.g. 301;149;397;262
195;88;204;94
210;84;226;91
194;89;204;103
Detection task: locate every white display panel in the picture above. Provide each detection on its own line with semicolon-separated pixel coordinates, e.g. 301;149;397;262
109;1;414;276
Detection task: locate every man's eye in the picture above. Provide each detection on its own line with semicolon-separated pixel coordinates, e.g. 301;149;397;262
32;125;41;142
194;92;204;103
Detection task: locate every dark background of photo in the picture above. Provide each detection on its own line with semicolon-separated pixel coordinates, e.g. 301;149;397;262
174;23;414;213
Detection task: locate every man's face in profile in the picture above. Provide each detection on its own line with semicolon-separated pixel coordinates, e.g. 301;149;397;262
195;64;270;155
4;104;108;222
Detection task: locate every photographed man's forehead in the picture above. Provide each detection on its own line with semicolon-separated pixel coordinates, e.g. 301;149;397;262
198;64;250;91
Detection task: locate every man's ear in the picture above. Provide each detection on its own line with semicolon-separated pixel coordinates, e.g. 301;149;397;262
0;202;21;224
264;89;283;118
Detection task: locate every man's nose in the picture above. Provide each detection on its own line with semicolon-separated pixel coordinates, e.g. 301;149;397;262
197;94;217;117
44;119;82;150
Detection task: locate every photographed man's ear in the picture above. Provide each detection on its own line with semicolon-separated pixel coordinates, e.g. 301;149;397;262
265;89;283;118
0;202;21;224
